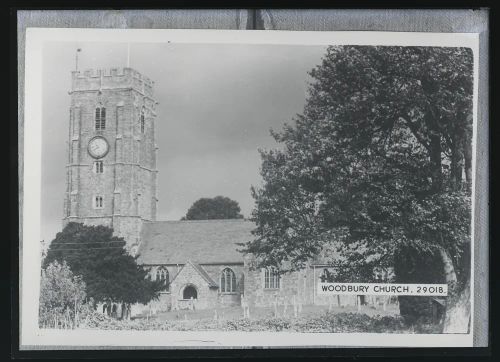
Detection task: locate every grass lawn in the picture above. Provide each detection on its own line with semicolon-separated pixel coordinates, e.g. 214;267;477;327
135;303;400;322
83;303;442;333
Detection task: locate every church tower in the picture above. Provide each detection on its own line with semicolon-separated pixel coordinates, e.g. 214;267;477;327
63;68;159;252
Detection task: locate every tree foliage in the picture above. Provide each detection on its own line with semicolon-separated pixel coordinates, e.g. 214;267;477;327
39;260;86;328
43;222;164;304
183;196;244;220
242;46;472;292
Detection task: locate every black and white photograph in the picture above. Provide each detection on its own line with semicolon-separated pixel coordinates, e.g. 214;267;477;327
20;28;482;348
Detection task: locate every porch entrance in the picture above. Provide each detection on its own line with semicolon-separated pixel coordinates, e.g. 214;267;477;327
183;285;198;300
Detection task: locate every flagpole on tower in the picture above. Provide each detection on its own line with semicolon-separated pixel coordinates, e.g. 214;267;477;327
75;48;82;71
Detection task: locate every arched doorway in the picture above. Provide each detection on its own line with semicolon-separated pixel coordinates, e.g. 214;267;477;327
183;285;197;300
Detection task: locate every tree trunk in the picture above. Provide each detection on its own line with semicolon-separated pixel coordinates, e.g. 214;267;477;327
442;279;471;333
463;117;473;193
429;134;443;192
439;248;457;290
450;131;465;190
439;248;471;333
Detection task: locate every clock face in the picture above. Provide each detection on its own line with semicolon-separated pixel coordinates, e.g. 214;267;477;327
88;136;109;159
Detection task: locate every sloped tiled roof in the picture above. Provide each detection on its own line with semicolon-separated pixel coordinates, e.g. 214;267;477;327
170;261;219;288
137;219;255;265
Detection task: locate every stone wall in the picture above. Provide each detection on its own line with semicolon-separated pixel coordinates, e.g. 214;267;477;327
217;293;240;307
155;292;172;311
168;263;219;310
148;264;184;287
202;264;244;307
242;261;395;308
243;265;306;307
72;68;154;99
146;263;244;308
141;261;397;310
63;68;158;249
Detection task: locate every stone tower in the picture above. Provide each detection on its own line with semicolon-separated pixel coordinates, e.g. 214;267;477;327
63;68;158;252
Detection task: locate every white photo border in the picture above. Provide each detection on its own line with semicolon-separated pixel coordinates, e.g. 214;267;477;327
21;28;480;349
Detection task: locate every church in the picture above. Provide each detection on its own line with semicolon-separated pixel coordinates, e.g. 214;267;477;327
63;67;393;312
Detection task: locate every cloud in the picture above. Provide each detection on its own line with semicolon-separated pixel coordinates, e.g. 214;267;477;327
41;41;327;242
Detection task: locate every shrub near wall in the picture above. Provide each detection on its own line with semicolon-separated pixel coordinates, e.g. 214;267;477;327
39;261;87;329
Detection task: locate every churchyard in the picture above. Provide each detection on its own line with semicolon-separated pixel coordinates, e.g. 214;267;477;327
79;303;441;333
136;303;400;322
36;44;473;336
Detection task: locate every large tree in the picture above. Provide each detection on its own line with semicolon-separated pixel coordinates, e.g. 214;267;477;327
242;46;473;332
182;196;244;220
43;222;164;307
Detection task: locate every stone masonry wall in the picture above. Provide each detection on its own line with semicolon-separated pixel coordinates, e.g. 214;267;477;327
168;263;219;310
201;264;244;307
242;261;378;308
141;262;393;310
148;264;184;283
243;265;306;308
146;264;244;309
63;68;158;249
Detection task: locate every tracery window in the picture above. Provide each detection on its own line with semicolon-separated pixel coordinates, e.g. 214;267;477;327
94;161;104;174
263;267;280;289
220;268;237;293
93;195;104;209
140;108;145;133
156;267;169;291
95;107;106;130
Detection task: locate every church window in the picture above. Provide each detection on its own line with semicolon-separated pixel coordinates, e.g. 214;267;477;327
220;268;237;293
156;267;169;291
140;110;145;134
263;267;280;289
93;195;104;209
95;107;106;130
94;161;104;174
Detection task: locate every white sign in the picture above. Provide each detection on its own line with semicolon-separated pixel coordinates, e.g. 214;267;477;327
318;283;448;296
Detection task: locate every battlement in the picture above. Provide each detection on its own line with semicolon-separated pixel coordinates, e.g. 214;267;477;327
71;67;155;98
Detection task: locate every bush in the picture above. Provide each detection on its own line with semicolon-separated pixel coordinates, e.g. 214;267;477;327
39;261;86;329
79;310;437;333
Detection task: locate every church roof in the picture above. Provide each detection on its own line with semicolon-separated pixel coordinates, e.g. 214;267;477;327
169;261;219;288
136;219;255;265
189;261;219;288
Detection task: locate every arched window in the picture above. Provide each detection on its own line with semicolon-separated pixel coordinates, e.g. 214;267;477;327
156;267;169;291
93;195;104;209
220;268;237;293
263;267;280;289
95;107;106;130
94;161;104;174
140;108;145;133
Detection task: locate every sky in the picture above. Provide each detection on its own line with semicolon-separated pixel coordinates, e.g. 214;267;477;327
41;41;327;242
